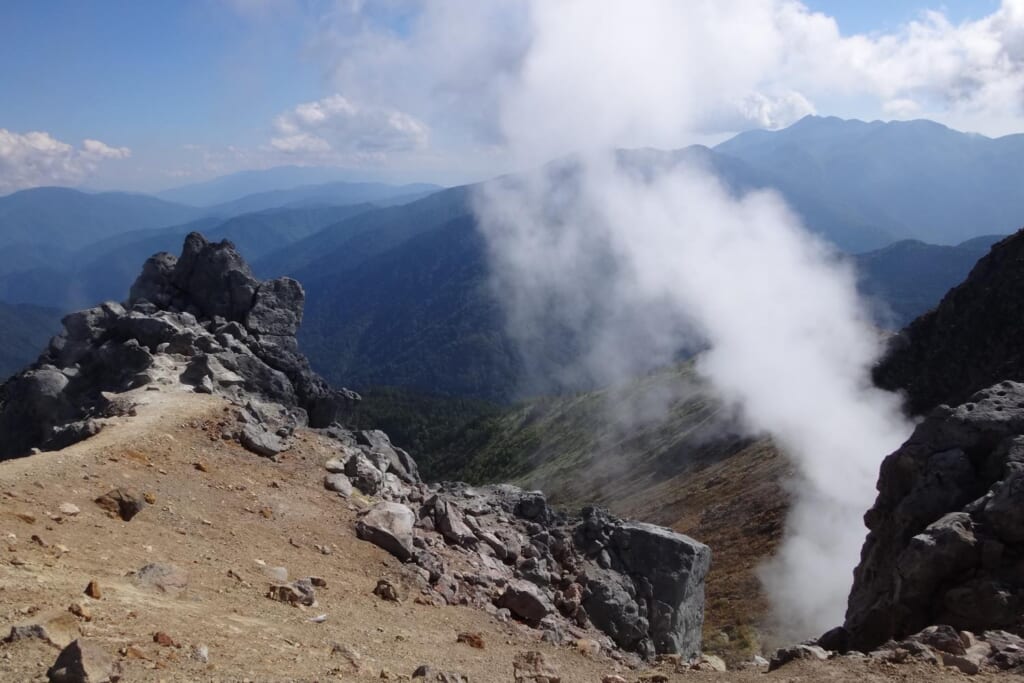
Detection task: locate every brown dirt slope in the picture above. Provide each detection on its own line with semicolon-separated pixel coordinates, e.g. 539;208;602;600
0;385;1017;681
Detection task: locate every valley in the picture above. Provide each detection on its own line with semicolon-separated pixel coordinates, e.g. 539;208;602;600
4;112;1024;681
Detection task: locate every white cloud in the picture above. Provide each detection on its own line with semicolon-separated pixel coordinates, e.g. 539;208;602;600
81;138;131;160
306;0;1024;160
0;129;131;194
270;94;429;159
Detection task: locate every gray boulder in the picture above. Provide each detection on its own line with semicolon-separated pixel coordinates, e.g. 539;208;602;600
324;473;353;497
574;507;709;658
239;424;291;459
497;579;555;625
356;501;416;561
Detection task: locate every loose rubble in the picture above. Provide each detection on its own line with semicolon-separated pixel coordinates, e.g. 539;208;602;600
327;427;710;659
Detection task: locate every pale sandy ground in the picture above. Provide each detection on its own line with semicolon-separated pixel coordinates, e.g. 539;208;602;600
0;384;1020;682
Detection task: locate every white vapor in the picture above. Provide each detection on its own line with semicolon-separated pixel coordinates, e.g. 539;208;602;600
472;0;915;639
0;129;131;195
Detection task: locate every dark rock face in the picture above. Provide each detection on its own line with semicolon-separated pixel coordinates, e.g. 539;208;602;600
844;381;1024;651
0;233;359;459
874;229;1024;414
575;509;710;656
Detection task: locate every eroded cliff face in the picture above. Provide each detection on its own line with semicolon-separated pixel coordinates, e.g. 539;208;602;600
843;382;1024;651
873;228;1024;416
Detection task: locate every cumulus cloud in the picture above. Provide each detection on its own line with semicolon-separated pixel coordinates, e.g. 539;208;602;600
270;94;429;159
0;129;131;195
310;0;1024;154
774;0;1024;131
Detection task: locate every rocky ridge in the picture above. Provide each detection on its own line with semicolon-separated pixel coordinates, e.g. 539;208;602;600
874;228;1024;415
0;233;711;666
836;380;1024;657
0;232;358;461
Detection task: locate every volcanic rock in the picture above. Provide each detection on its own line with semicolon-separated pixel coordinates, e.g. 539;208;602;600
844;381;1024;650
356;502;416;561
0;232;360;460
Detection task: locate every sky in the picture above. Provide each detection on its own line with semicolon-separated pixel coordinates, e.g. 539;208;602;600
0;0;1020;194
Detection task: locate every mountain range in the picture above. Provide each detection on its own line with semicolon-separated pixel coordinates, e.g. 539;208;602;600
1;116;1022;396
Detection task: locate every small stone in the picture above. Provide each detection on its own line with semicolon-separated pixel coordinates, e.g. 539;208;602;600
602;676;627;683
575;638;601;657
513;650;560;683
144;492;157;504
47;639;121;683
94;488;147;521
456;632;485;649
194;461;209;472
266;580;316;606
84;580;101;599
153;631;176;647
769;644;829;671
59;503;80;516
68;603;91;621
324;473;353;497
331;642;361;671
190;644;209;663
133;562;188;594
696;653;727;671
373;578;401;602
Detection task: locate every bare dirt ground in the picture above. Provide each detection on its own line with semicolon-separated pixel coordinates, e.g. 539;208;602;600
1;385;1020;681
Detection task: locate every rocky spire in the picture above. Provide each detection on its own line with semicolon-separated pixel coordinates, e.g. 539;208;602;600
0;233;358;460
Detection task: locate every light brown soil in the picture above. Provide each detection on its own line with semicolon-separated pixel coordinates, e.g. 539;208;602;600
0;385;1019;681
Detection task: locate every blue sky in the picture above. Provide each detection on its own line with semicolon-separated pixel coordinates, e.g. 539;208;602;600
809;0;1001;32
0;0;1019;194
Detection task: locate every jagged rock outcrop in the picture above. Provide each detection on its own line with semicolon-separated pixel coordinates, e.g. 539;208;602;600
325;429;711;660
0;232;358;460
842;381;1024;652
874;228;1024;414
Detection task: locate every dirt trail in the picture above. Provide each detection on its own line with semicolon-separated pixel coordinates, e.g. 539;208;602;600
1;384;1019;681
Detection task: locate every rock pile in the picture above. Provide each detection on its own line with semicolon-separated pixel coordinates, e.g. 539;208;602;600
318;428;711;660
835;381;1024;655
0;232;358;460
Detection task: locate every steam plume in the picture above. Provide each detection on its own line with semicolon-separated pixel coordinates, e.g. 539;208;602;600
472;0;913;639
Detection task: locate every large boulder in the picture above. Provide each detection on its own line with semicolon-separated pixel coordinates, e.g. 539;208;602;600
844;381;1024;650
573;507;710;658
356;501;416;561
